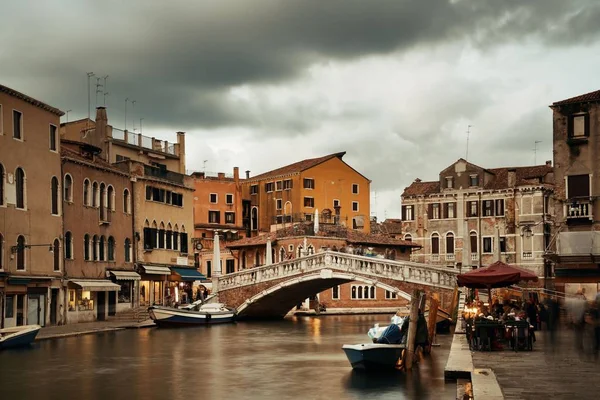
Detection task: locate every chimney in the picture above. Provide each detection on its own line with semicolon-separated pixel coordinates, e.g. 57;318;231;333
218;172;225;179
415;178;422;183
507;168;517;188
177;131;186;173
233;167;239;184
245;170;250;179
93;106;108;159
545;160;552;167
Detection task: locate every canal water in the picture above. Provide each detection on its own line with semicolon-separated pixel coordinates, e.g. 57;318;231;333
0;315;455;400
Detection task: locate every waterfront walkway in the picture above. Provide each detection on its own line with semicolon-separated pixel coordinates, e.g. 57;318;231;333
472;329;599;400
37;319;155;341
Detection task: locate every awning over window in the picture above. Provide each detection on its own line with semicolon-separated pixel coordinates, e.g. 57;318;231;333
8;278;30;285
141;265;172;275
70;280;121;291
108;270;141;281
170;267;207;281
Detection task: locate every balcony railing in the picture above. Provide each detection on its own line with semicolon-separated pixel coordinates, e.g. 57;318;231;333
471;253;478;262
567;201;591;219
431;254;440;261
445;254;455;261
522;251;533;259
112;129;177;156
144;165;185;184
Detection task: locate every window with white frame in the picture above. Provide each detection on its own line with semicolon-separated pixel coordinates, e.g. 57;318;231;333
303;178;315;189
482;237;493;253
226;193;234;204
352;184;359;194
209;193;218;203
265;182;274;192
332;285;340;300
275;181;282;191
351;285;376;299
64;174;73;202
13;110;22;140
352;201;359;212
446;177;454;189
276;198;282;210
385;290;397;299
283;179;293;190
225;212;235;224
123;189;131;213
49;124;57;151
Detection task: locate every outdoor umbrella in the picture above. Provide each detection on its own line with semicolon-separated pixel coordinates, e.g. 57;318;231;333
457;260;538;289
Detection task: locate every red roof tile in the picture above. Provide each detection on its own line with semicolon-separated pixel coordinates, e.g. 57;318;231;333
402;181;440;196
484;165;553;190
61;143;129;176
552;89;600;106
249;152;347;180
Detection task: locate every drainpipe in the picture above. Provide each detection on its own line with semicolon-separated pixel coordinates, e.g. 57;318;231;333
477;192;482;268
130;173;139;308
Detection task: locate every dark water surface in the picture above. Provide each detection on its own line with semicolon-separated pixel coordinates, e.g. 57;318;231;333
0;315;455;400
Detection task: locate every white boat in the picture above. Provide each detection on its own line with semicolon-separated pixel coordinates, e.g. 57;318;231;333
148;296;236;327
0;325;41;350
342;343;406;370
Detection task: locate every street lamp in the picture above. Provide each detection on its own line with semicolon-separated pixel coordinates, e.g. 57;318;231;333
11;243;54;253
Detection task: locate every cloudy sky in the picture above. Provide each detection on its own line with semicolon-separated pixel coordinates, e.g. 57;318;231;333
3;0;600;220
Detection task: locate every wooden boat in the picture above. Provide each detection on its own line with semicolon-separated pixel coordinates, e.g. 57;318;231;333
342;343;406;370
0;325;41;350
148;297;236;327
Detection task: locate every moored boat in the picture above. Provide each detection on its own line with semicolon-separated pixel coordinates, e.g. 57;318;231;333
148;298;236;327
342;343;406;370
0;325;41;350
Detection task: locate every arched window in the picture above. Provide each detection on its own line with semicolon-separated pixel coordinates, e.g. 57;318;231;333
107;185;115;211
124;238;131;263
64;231;73;259
351;286;357;299
92;181;99;207
64;174;73;202
0;232;4;269
84;234;90;261
297;245;303;258
51;176;59;215
16;235;26;270
15;167;25;209
431;233;440;255
370;286;375;299
99;235;106;261
446;232;455;254
159;222;165;249
53;239;60;271
0;163;4;206
358;286;363;299
307;245;314;255
279;247;286;262
99;183;106;216
180;225;188;254
92;235;99;261
107;236;115;261
123;189;130;213
470;231;478;254
404;234;412;242
251;207;258;231
83;179;90;206
173;224;179;251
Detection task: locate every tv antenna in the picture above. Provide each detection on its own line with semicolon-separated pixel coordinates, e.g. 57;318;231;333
534;141;542;165
124;98;129;130
131;100;137;131
65;109;72;123
203;160;208;173
95;77;103;107
466;125;473;160
86;72;95;122
102;75;109;106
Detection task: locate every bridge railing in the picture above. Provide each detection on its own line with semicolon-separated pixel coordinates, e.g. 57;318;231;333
217;250;459;291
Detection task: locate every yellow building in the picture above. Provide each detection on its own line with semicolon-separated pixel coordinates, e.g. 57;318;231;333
242;152;371;235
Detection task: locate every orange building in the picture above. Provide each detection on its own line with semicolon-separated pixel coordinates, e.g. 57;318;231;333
242;152;371;235
191;168;249;279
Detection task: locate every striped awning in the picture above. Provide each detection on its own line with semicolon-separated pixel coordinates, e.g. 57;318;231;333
141;265;171;275
108;270;141;281
70;280;121;291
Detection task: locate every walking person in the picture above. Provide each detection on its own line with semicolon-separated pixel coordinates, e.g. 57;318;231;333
544;296;560;350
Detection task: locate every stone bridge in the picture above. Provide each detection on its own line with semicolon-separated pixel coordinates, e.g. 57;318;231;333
216;250;459;319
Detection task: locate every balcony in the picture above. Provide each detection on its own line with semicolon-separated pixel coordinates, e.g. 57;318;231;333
144;165;185;184
471;253;478;262
431;254;440;262
445;254;455;261
522;251;533;259
566;200;592;221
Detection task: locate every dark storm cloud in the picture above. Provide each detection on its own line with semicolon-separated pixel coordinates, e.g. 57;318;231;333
1;0;599;130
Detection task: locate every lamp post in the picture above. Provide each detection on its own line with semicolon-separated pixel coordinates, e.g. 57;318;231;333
11;243;55;253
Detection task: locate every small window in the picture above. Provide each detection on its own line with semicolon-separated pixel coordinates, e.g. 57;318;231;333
570;114;589;138
469;175;479;187
15;167;25;209
303;178;315;189
226;194;233;204
51;176;59;215
123;189;130;213
403;205;414;221
567;175;590;198
64;174;73;202
13;110;22;139
483;200;494;217
304;213;313;222
250;185;258;195
304;197;314;208
64;232;73;260
225;212;235;224
446;177;453;189
210;193;218;203
352;184;359;194
495;199;505;216
49;125;58;151
483;237;493;253
352;201;359;212
283;180;293;190
431;234;440;255
83;179;90;206
431;203;440;219
447;203;455;219
265;182;274;192
275;181;283;191
332;285;340;300
499;237;506;253
468;201;478;217
333;199;340;208
385;290;397;299
209;210;220;224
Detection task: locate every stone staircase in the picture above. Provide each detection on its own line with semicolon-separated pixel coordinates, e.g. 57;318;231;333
108;306;150;323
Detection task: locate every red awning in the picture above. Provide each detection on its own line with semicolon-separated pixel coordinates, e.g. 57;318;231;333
457;261;538;289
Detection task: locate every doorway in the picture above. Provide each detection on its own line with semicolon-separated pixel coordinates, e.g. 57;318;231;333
97;291;106;321
50;289;59;325
27;294;46;327
108;291;116;316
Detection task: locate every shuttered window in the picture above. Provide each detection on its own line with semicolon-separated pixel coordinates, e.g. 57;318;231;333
567;175;590;198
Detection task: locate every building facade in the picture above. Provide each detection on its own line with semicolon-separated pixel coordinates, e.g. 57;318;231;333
242;152;371;235
191;167;248;281
547;90;600;297
0;85;64;328
401;159;553;283
61;140;137;323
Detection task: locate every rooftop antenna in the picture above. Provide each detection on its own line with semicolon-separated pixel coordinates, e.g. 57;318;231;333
102;75;109;106
95;77;103;107
65;109;72;123
131;100;137;131
534;140;542;165
140;118;144;134
373;191;378;218
124;98;129;130
203;160;208;173
86;72;95;122
466;125;473;160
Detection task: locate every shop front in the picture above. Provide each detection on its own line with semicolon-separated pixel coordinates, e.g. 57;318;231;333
67;279;121;323
1;276;58;328
107;270;141;312
138;265;171;306
168;267;207;305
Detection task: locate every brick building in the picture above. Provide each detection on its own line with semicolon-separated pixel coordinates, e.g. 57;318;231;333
547;89;600;296
401;158;553;283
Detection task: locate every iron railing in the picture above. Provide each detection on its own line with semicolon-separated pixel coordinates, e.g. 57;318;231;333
144;165;185;184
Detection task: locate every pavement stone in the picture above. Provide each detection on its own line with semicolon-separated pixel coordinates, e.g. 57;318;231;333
444;333;473;380
472;328;600;400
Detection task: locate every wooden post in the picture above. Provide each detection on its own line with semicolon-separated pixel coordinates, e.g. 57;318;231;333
405;289;422;370
425;292;440;355
449;285;459;321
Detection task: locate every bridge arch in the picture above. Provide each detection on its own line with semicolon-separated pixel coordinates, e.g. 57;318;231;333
235;270;411;319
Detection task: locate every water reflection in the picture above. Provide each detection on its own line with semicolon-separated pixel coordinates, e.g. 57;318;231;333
0;315;455;400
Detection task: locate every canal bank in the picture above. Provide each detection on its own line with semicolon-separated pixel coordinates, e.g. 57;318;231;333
36;320;155;341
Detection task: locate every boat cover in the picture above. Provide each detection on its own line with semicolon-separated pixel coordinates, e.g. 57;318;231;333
376;324;403;344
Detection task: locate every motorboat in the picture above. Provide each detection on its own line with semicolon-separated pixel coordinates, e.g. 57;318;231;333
148;295;236;327
0;325;41;350
342;343;406;370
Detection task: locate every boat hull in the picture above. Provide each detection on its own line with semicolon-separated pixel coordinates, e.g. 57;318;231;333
0;325;41;350
148;306;236;327
342;344;405;370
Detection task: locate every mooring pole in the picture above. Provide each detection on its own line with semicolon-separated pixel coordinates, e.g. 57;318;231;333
406;289;423;370
426;292;440;354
